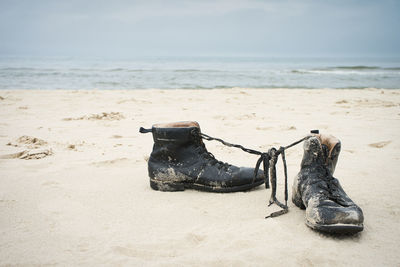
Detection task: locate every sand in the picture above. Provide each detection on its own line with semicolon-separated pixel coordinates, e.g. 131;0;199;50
0;88;399;266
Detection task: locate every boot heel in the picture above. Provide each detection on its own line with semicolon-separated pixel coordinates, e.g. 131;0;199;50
150;179;185;192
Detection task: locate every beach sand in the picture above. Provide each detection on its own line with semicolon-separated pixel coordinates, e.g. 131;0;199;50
0;88;399;266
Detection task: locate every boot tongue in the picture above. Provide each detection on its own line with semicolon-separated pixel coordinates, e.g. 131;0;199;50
321;144;330;163
301;137;324;167
315;134;340;158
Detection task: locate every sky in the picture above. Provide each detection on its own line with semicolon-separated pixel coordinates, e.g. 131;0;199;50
0;0;399;58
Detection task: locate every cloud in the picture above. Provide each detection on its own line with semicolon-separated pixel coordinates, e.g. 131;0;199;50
0;0;399;57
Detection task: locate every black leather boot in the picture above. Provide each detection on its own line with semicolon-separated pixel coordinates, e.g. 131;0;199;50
292;134;364;234
141;121;265;192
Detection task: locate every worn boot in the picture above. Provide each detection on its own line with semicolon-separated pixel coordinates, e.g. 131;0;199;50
141;121;265;192
292;134;364;234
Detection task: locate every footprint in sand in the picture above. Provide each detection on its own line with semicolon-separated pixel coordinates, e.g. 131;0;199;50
3;136;52;159
368;141;392;148
7;135;47;149
0;149;53;160
63;112;125;121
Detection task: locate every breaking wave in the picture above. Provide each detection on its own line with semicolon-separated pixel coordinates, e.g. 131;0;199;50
0;57;399;89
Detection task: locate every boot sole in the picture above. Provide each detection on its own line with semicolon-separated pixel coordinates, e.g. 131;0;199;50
150;178;264;193
305;220;364;234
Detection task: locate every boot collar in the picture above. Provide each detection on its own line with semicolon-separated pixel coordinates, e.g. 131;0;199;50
151;121;201;143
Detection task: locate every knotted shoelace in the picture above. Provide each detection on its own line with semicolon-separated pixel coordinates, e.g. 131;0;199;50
198;131;314;218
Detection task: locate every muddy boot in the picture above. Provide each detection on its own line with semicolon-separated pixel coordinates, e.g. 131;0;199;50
140;121;265;192
292;134;364;234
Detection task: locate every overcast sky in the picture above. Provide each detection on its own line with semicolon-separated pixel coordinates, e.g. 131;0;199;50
0;0;399;58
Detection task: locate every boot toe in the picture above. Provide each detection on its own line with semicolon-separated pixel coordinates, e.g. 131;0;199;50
306;198;364;234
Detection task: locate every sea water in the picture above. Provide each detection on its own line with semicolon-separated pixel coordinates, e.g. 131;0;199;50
0;56;399;89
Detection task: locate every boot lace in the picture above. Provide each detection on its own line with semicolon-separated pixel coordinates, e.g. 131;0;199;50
190;128;231;170
316;166;349;206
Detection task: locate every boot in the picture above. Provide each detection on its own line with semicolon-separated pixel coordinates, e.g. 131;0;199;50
292;134;364;234
142;121;265;192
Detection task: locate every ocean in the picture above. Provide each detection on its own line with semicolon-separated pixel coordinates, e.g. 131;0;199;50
0;56;399;90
